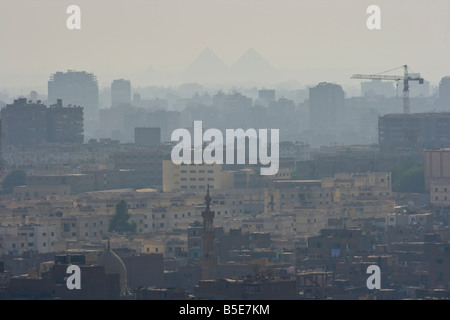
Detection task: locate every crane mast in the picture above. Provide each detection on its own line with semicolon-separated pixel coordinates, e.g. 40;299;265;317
351;65;424;114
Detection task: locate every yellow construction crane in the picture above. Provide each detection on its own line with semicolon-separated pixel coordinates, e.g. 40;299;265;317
351;65;424;114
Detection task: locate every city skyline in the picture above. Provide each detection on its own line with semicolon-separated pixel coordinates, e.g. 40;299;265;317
1;0;450;89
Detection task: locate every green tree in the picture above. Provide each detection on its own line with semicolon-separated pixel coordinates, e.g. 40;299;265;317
2;170;26;194
108;200;137;233
391;161;425;193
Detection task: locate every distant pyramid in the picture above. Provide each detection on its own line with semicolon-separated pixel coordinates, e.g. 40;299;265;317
229;48;278;83
180;48;229;84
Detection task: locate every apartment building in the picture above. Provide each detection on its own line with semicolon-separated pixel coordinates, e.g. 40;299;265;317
162;160;222;192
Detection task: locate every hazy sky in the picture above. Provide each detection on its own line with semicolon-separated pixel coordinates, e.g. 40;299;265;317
1;0;449;90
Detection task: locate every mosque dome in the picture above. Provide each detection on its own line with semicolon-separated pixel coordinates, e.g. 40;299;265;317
97;240;127;294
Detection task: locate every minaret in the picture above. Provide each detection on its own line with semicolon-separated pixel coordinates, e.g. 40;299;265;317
201;184;216;280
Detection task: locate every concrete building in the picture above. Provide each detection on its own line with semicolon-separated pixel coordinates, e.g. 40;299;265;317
322;172;392;198
439;76;450;110
309;82;345;146
1;98;47;148
279;141;311;162
26;174;95;194
13;185;71;201
221;169;256;189
194;276;297;300
379;113;450;154
111;79;131;107
61;214;110;240
430;180;450;208
1;98;83;149
424;148;450;190
162;160;222;192
48;70;98;134
46;99;84;144
386;212;433;231
0;225;59;255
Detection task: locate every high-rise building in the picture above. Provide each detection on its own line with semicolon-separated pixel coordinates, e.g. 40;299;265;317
439;76;450;110
309;82;345;146
46;99;84;144
111;79;131;107
1;98;47;148
0;98;84;148
48;70;98;122
379;113;450;154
